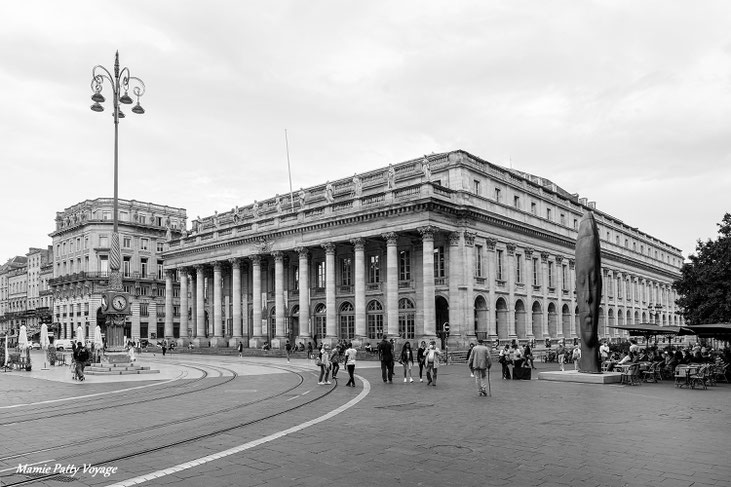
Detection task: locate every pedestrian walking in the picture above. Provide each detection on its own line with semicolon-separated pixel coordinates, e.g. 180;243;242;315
307;342;313;360
75;341;90;382
285;339;292;363
524;343;536;369
400;341;415;383
162;339;167;357
378;336;395;383
70;341;79;380
466;342;475;377
557;341;566;371
317;344;332;385
498;344;511;379
330;344;341;379
238;341;243;358
417;341;427;382
572;344;581;370
425;342;442;386
469;338;492;396
344;342;357;387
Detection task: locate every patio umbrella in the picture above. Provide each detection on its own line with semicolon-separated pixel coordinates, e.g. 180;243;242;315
94;325;104;363
18;325;29;368
3;333;8;368
76;325;84;345
40;323;50;370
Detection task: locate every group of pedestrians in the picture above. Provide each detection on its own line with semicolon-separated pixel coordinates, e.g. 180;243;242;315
315;342;358;387
70;341;90;381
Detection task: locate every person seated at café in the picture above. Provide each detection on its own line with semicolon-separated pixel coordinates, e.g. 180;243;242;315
617;351;633;365
663;352;679;376
637;348;648;362
692;348;703;363
675;349;686;364
629;339;640;354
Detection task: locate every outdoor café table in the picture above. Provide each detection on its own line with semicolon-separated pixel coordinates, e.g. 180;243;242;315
674;364;700;388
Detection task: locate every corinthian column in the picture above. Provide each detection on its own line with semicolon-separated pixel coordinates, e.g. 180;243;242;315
323;243;337;338
420;226;436;336
164;269;174;339
273;251;286;341
351;238;366;339
230;258;242;339
180;268;189;340
195;265;206;342
448;232;462;336
212;261;223;344
383;233;398;337
295;247;311;338
251;255;263;345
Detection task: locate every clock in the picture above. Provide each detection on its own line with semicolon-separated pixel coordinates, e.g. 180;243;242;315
111;294;128;311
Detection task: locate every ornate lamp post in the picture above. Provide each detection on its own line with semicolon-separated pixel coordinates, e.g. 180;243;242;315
89;51;146;355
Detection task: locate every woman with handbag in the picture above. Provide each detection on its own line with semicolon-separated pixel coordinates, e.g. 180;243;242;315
317;344;332;385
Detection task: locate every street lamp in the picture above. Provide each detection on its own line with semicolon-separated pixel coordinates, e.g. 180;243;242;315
89;51;145;352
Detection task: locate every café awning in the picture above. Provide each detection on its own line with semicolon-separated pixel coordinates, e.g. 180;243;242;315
682;323;731;339
608;323;690;338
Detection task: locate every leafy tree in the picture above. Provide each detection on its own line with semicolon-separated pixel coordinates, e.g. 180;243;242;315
673;213;731;324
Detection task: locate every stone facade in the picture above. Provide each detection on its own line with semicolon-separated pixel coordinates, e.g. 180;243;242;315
162;150;684;349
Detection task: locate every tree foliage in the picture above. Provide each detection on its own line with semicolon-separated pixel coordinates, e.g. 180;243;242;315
673;213;731;324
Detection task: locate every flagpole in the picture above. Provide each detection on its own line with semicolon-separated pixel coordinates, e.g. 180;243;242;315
285;129;295;211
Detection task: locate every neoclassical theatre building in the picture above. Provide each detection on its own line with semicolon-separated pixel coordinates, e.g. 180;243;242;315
161;150;684;349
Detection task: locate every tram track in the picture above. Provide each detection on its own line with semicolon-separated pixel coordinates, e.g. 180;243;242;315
0;360;340;486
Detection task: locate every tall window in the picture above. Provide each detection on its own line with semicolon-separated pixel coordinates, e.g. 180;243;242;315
157;260;164;279
314;303;327;339
140;238;149;251
368;255;381;283
496;250;504;281
473;180;481;195
494;188;502;202
123;236;131;248
532;258;539;286
398;298;415;339
293;266;299;292
123;257;131;277
366;300;384;339
531;202;537;214
339;302;355;339
548;261;554;288
433;246;445;278
516;254;523;283
475;245;483;277
340;257;352;286
562;265;568;290
140;303;149;317
514;196;520;209
399;250;411;281
99;235;109;248
546;208;552;221
316;261;326;289
99;255;109;274
141;258;148;278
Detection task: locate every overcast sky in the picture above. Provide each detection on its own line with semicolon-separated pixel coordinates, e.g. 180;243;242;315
2;1;730;264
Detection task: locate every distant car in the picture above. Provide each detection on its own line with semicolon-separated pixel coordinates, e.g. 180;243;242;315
54;339;75;351
30;342;41;350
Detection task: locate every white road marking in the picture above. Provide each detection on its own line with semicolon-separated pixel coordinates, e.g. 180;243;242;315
0;458;54;473
107;377;371;487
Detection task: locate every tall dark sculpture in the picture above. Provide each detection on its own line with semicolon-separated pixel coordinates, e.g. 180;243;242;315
575;211;603;373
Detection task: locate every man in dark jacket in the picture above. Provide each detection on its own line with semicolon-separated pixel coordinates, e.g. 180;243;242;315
378;336;394;383
75;342;90;382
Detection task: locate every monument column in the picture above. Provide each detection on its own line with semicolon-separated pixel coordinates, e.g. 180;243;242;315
195;265;206;344
274;251;286;345
295;247;311;340
241;261;250;341
351;238;366;340
164;269;174;339
540;251;550;337
419;226;436;337
323;243;337;339
180;268;189;341
212;261;223;345
251;255;263;347
383;233;399;337
230;258;242;343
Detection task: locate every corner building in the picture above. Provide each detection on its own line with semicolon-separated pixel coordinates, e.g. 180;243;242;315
162;150;684;349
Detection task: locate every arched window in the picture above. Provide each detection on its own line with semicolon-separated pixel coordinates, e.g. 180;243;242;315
314;303;326;340
339;301;355;339
398;298;415;339
366;300;383;339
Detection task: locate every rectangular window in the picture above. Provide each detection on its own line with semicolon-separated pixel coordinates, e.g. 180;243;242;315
123;257;131;277
157;242;164;252
475;245;483;277
562;265;568;290
141;258;148;278
367;314;383;340
560;213;566;226
140;238;149;251
140;303;149;316
516;255;523;283
531;202;537;215
494;188;501;202
548;261;554;288
398;313;415;340
123;236;131;248
532;258;539;286
339;315;355;340
514;196;520;209
99;235;109;248
546;208;552;221
473;180;481;195
157;261;164;280
399;250;411;281
340;257;352;286
102;210;111;221
316;261;326;289
99;255;109;274
496;250;504;281
433;246;445;278
368;255;381;283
